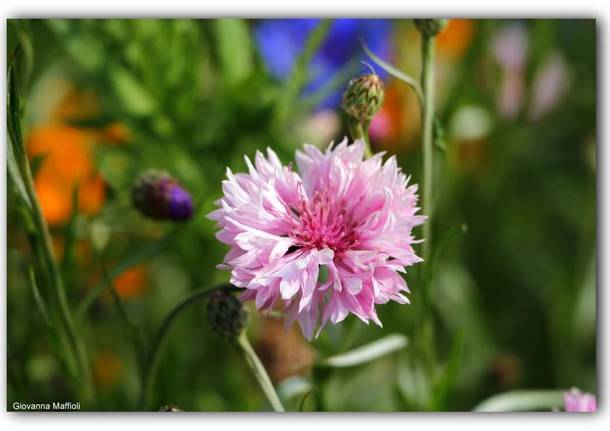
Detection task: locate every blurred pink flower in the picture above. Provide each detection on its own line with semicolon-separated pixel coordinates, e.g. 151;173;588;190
564;388;596;412
528;52;569;121
492;24;528;120
208;140;425;339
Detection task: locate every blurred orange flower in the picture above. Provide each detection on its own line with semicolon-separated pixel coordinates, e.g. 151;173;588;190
437;19;475;60
369;81;421;153
101;121;131;145
50;86;101;123
112;266;148;300
93;351;123;390
27;125;106;225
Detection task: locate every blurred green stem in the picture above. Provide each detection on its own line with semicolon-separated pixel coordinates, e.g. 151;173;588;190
312;365;330;412
418;30;438;385
275;19;331;129
421;33;435;293
8;59;94;405
236;332;285;412
138;284;238;410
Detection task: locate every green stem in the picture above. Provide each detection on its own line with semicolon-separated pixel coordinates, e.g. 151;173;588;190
359;124;373;159
420;33;435;306
418;31;438;386
236;332;285;412
349;119;373;158
138;284;236;410
8;62;94;404
312;365;330;411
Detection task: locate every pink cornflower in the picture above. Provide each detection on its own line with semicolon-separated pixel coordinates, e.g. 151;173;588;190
563;388;596;412
208;140;425;339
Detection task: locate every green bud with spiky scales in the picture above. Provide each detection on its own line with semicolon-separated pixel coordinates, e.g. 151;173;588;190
414;19;449;37
342;72;385;127
207;288;249;340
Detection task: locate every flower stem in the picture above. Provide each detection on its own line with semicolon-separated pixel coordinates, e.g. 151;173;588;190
138;284;238;410
348;119;373;158
236;332;285;412
416;30;440;386
420;33;435;306
8;60;95;405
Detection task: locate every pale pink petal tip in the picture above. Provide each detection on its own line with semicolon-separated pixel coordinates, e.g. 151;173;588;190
564;388;596;412
208;140;425;339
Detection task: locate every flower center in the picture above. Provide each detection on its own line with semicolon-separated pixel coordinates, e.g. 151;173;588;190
289;189;359;253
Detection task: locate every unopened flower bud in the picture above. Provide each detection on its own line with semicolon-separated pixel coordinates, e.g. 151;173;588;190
414;19;449;37
342;73;385;126
131;170;194;221
207;288;248;339
159;404;183;412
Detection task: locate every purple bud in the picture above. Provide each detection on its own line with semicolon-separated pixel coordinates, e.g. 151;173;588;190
131;170;194;222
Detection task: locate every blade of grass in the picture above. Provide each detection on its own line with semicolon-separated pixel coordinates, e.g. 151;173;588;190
298;391;313;412
473;390;564;412
362;40;423;104
431;329;465;410
320;334;408;368
102;270;147;379
27;267;53;328
274;19;332;127
60;184;80;288
215;19;253;86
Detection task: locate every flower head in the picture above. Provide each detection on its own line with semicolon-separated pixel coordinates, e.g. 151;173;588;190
208;140;425;339
342;73;385;126
564;388;596;412
414;19;449;37
207;288;249;340
131;170;194;222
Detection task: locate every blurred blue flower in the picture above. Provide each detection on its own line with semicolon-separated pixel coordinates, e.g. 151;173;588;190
254;19;393;109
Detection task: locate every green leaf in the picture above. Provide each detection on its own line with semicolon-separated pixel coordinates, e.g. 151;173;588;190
473;390;564;412
47;20;104;72
27;267;53;328
277;376;312;402
60;184;80;287
321;334;408;368
110;67;157;116
215;19;253;86
7;46;32;213
362;40;423;104
431;329;465;409
8;137;31;211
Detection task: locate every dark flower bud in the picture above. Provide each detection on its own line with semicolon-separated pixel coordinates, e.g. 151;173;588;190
414;19;449;37
159;404;183;412
131;170;193;221
207;289;248;339
342;73;385;126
